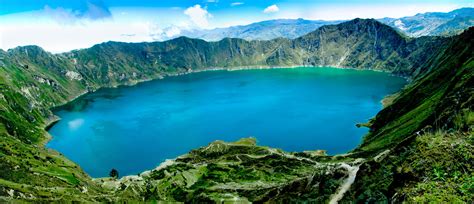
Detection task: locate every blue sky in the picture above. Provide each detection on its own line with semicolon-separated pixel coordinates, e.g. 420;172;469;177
0;0;472;52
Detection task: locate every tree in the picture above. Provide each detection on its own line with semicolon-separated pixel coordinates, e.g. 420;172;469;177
109;168;119;178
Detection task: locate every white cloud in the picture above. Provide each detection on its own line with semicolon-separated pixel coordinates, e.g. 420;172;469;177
231;2;244;6
164;26;182;37
149;26;184;41
263;5;279;13
184;4;212;28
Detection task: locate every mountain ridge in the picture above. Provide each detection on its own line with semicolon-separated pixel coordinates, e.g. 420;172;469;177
163;8;473;42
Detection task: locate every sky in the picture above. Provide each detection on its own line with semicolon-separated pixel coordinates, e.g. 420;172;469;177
0;0;472;53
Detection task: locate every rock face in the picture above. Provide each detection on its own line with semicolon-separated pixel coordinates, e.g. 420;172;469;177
0;19;472;202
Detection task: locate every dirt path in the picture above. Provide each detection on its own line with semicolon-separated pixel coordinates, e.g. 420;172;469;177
329;162;361;204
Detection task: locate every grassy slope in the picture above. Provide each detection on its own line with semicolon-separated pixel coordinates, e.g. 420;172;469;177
343;27;473;202
359;27;473;153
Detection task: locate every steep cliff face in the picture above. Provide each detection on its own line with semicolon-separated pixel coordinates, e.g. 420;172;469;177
0;20;472;202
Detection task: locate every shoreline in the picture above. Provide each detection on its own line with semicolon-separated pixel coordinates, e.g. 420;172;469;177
102;64;408;89
39;115;60;146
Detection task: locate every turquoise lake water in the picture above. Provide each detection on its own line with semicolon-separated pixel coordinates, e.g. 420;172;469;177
47;67;406;177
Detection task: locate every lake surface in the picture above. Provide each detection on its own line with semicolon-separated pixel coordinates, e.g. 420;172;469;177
47;67;406;177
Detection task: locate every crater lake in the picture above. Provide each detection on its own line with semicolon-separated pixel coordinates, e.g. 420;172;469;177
47;67;406;177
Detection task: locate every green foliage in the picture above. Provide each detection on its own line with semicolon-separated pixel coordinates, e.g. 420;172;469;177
453;109;474;131
404;131;473;202
345;130;474;203
109;169;119;179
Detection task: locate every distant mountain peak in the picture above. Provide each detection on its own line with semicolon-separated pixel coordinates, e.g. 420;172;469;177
379;7;474;37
